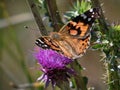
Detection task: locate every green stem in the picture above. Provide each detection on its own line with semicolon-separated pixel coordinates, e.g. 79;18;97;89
71;60;87;90
27;0;48;36
57;81;70;90
45;0;64;32
0;67;3;90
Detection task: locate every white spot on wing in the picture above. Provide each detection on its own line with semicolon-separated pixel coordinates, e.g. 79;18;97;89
38;39;44;44
35;41;38;44
92;12;95;14
88;18;91;21
44;45;48;47
91;15;94;18
81;14;87;19
90;9;93;12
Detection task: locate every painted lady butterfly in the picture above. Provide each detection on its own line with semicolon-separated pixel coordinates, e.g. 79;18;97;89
35;8;100;59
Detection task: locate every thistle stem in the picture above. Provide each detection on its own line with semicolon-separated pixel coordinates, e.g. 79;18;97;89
57;81;70;90
45;0;63;32
70;60;87;90
27;0;48;36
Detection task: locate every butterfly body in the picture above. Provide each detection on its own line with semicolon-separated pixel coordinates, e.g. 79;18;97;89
35;8;100;59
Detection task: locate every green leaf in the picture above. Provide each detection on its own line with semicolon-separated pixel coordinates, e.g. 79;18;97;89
92;44;103;49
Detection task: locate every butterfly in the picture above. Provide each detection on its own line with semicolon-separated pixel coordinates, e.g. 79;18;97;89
35;8;100;59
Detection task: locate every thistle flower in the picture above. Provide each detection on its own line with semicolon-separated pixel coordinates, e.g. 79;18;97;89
34;47;74;87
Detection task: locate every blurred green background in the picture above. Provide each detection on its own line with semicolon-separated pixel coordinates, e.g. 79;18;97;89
0;0;120;90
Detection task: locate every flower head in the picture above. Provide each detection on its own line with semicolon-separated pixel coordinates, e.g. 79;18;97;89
34;47;74;87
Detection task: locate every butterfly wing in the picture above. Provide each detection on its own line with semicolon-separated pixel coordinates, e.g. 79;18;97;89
35;36;62;52
59;8;100;39
56;8;99;58
61;35;91;59
35;8;100;59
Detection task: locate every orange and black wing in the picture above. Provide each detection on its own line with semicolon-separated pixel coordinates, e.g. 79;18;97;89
59;8;100;39
35;8;100;59
35;36;62;52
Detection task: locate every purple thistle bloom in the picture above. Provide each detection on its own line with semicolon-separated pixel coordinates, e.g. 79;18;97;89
34;47;74;87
